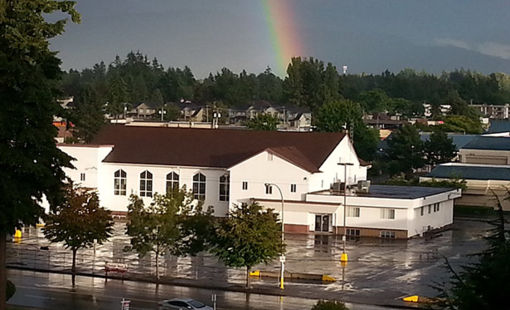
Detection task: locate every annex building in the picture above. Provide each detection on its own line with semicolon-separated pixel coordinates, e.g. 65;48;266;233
60;125;460;239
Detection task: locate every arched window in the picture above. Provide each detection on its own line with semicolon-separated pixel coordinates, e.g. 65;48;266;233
140;170;153;197
114;169;127;195
219;175;229;201
166;172;179;194
192;172;206;200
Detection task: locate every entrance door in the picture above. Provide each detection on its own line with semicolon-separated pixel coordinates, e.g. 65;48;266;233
315;214;330;232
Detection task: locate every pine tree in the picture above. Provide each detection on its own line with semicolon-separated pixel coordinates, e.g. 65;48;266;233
0;1;79;308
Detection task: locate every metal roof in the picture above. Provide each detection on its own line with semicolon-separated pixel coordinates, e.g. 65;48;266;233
462;136;510;151
427;164;510;181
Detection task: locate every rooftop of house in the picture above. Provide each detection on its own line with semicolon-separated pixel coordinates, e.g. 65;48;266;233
427;162;510;181
461;135;510;151
89;125;347;172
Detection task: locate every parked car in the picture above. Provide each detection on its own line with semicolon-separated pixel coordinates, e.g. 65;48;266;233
158;298;213;310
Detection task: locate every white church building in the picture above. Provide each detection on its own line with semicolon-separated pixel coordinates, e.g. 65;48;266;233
59;125;460;239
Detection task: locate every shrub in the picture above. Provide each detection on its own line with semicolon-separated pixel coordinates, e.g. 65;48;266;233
311;300;349;310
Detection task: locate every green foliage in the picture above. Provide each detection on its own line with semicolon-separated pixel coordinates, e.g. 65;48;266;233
385;124;425;177
284;57;340;111
424;130;457;166
211;202;284;287
43;185;113;250
246;113;279;131
311;300;349;310
0;0;78;234
69;85;106;142
358;89;390;113
435;194;510;309
439;115;483;134
314;99;378;161
6;280;14;301
126;188;214;279
385;176;467;190
43;184;113;286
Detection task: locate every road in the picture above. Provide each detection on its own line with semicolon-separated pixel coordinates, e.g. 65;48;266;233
8;269;396;310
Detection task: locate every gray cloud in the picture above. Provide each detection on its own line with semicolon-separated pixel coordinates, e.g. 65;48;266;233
435;38;510;60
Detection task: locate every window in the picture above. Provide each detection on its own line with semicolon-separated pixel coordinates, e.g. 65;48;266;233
290;184;297;192
114;170;127;196
428;205;432;214
140;170;153;197
193;172;206;200
219;175;229;201
347;207;360;217
80;173;86;181
242;181;248;190
380;231;395;239
166;172;179;194
265;184;273;194
433;203;440;212
381;208;395;219
420;206;424;216
346;229;360;236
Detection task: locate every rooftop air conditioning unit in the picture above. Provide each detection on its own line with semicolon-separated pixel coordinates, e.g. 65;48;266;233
330;182;345;193
357;180;371;193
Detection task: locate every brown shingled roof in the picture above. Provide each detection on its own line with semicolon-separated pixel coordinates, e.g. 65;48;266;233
91;125;345;171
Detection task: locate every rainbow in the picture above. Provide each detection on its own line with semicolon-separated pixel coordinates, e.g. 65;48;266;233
262;0;304;76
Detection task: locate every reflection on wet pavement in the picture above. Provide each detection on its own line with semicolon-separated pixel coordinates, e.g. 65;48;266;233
7;218;489;304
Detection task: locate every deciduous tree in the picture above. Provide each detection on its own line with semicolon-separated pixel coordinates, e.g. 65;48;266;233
126;189;214;280
211;202;284;288
246;113;279;131
43;185;113;287
0;1;79;308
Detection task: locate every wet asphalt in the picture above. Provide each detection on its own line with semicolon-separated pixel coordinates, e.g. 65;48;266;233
6;217;490;309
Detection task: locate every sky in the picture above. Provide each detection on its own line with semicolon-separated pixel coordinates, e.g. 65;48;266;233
50;0;510;78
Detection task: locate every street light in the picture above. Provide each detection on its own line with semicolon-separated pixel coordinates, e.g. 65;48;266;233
337;162;353;263
265;182;285;289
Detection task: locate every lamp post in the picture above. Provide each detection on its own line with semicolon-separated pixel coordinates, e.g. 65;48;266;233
265;183;285;289
337;162;353;262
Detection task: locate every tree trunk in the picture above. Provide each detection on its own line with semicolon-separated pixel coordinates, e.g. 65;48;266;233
71;249;77;288
155;251;160;282
0;232;6;310
245;266;251;289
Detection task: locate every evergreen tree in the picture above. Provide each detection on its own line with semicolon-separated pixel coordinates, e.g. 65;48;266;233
0;1;79;308
385;124;425;177
436;194;510;309
424;130;457;167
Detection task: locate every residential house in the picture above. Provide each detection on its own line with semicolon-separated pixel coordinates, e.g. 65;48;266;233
60;125;460;238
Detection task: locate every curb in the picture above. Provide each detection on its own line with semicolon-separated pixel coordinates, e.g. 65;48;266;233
7;265;418;309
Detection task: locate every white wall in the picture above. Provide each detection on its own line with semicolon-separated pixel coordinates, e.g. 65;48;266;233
59;145;113;190
99;163;229;215
229;150;311;212
308;137;367;192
